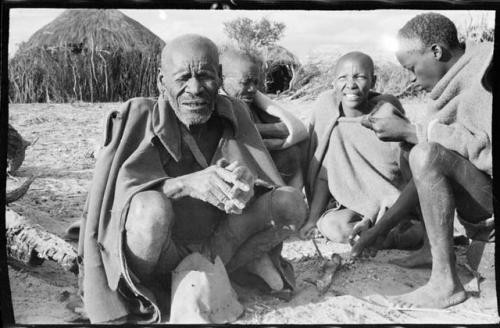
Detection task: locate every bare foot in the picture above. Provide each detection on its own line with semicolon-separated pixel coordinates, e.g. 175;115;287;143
389;243;432;268
389;280;467;308
246;253;284;291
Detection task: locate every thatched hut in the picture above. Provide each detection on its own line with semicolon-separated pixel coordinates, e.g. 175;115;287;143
8;9;165;103
263;45;300;94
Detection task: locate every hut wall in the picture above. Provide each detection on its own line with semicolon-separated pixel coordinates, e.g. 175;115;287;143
8;45;162;103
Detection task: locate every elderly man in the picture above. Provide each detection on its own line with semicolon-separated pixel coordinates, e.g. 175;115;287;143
352;13;493;309
78;34;306;323
220;48;308;189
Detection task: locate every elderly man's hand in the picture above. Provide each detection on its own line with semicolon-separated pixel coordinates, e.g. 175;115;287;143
361;102;417;144
177;161;250;212
217;159;255;214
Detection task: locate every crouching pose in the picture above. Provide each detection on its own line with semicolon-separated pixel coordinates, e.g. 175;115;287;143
78;34;307;323
352;13;493;309
220;48;308;189
300;51;423;249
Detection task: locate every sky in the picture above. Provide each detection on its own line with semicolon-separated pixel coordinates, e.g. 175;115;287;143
8;9;495;63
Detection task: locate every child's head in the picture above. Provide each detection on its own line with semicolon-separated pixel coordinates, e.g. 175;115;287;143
220;48;265;105
396;12;462;91
333;51;376;111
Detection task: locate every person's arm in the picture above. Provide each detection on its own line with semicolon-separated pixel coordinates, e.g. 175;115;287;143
361;101;418;144
262;137;285;150
351;179;418;257
253;90;308;148
298;177;329;239
255;122;289;139
308;178;330;225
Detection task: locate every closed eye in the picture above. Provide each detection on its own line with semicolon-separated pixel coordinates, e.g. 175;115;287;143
175;73;191;82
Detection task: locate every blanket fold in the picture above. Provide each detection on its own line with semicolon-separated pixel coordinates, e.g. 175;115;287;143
305;90;404;215
415;42;493;176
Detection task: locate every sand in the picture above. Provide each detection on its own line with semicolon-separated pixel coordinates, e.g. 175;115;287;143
6;100;498;325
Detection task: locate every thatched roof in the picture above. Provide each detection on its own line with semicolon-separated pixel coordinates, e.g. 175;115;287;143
264;45;300;68
18;9;165;53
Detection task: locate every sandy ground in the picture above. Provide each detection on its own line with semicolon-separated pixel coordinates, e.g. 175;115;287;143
6;100;499;324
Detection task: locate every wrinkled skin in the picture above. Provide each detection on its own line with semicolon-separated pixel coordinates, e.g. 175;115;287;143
222;56;264;105
332;52;376;115
158;35;221;127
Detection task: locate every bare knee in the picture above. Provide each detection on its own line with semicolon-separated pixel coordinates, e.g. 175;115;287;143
409;142;447;179
317;216;349;243
316;209;360;243
126;190;174;241
271;186;307;230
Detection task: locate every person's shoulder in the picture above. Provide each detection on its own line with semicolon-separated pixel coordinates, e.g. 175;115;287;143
113;97;157;122
219;93;246;109
369;92;404;113
468;41;493;58
122;97;157;114
371;92;400;105
218;94;251;120
311;90;338;112
315;89;337;103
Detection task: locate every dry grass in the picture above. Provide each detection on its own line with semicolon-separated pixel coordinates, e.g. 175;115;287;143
8;9;164;103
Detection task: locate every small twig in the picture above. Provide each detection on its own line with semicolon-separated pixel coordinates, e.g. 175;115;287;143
30;136;40;147
311;238;324;258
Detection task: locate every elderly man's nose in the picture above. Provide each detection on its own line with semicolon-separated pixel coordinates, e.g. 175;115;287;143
186;77;203;94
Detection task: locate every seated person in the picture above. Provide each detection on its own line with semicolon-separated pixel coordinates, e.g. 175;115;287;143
78;34;307;324
220;48;308;189
352;13;493;309
300;51;423;249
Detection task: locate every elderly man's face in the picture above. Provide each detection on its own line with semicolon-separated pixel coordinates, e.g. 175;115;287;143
223;58;263;105
160;42;221;127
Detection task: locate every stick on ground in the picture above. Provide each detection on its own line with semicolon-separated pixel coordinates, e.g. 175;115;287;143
6;208;78;274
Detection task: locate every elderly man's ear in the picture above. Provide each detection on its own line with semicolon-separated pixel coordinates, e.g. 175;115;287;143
371;75;377;89
157;69;166;95
218;64;223;83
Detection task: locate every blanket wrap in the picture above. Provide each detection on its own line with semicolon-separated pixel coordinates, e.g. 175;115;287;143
304;90;404;208
415;42;493;176
78;95;283;323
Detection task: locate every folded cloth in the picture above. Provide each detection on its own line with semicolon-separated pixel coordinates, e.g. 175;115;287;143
170;253;244;324
305;90;406;222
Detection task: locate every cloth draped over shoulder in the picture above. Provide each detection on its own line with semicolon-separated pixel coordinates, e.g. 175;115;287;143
305;90;406;220
414;42;493;176
78;95;283;323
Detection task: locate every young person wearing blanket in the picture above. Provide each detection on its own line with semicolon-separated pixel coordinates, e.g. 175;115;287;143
351;13;494;309
300;51;424;251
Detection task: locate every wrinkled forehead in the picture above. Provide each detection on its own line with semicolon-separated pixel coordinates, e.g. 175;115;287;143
162;39;219;71
335;55;374;75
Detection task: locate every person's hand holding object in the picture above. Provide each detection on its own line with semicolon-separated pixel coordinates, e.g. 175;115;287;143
347;216;372;245
361;102;417;143
216;159;255;214
176;158;253;214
